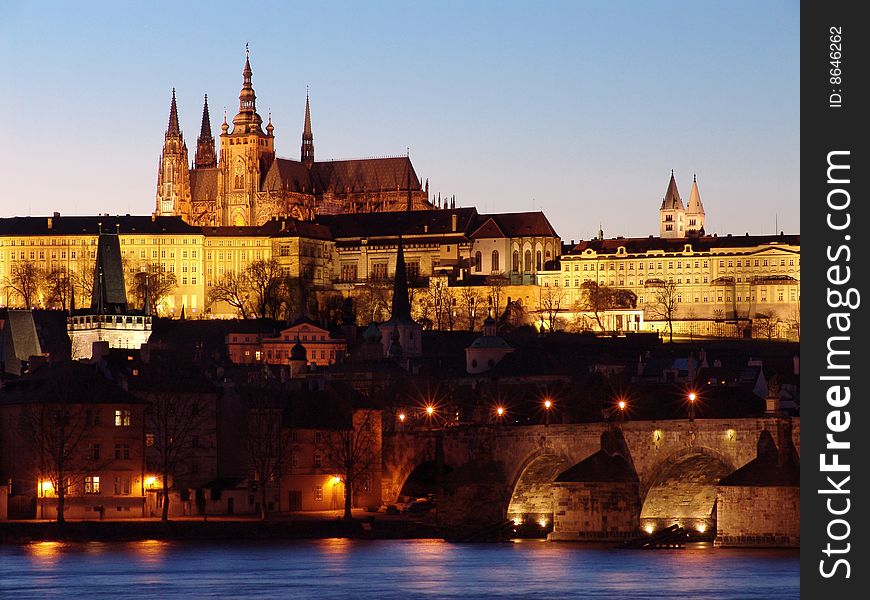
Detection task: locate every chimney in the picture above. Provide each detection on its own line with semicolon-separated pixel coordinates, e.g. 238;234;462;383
451;213;458;232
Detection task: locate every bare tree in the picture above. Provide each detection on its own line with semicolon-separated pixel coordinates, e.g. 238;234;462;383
247;259;283;319
486;275;508;321
458;286;484;331
578;281;636;331
140;363;209;521
538;285;565;333
754;310;781;341
325;409;380;521
43;265;72;311
131;264;178;314
356;281;392;324
208;270;252;319
71;253;95;309
242;389;287;520
646;280;679;342
6;260;43;308
17;367;109;523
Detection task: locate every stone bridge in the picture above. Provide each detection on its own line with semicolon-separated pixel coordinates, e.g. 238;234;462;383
382;417;799;545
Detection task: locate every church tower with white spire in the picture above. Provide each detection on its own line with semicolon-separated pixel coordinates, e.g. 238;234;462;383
685;174;706;236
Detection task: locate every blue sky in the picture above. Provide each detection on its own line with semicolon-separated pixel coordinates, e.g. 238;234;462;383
0;1;799;239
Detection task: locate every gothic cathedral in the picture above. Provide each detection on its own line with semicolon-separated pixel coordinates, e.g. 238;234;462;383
156;49;431;227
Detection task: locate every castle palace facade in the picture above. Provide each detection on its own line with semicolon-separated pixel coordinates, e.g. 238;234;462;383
155;49;431;228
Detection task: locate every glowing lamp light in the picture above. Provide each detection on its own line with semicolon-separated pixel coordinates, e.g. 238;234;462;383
538;518;548;528
40;480;54;495
544;399;552;409
331;476;342;485
697;524;707;534
145;476;157;488
426;405;435;416
512;518;522;526
617;400;626;410
688;392;697;402
398;413;406;423
496;407;505;417
644;524;655;534
727;429;736;441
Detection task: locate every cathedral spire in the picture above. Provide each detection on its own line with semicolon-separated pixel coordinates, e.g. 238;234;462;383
391;237;411;321
301;90;314;167
167;88;181;137
195;94;217;168
233;44;262;132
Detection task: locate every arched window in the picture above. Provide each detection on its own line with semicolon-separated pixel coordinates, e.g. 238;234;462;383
474;251;482;272
536;250;542;271
234;157;245;189
524;250;532;272
491;250;499;272
512;251;519;272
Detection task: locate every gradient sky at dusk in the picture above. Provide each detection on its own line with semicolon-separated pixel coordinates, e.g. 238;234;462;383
0;1;798;240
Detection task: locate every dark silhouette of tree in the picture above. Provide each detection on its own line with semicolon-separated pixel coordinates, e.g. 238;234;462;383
43;265;72;311
6;260;42;308
646;280;679;342
579;281;637;331
208;270;252;319
326;409;380;521
242;387;287;520
132;265;178;314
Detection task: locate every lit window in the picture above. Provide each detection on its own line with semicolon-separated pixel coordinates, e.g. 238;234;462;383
85;476;100;494
115;409;132;427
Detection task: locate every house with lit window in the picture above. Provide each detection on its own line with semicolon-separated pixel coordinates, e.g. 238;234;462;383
0;361;147;520
226;319;347;367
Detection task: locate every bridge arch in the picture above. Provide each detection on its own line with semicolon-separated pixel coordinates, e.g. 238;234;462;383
639;446;737;536
506;450;573;525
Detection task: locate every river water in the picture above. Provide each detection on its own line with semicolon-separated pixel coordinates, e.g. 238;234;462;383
0;539;798;599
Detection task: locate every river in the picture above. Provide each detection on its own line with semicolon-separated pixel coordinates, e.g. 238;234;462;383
0;539;798;599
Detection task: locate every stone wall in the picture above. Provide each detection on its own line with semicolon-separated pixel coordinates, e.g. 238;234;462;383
715;486;800;547
550;481;640;541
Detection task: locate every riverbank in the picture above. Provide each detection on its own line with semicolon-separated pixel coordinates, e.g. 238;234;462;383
0;517;447;544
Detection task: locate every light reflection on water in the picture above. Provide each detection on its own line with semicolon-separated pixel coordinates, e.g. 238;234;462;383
1;538;798;599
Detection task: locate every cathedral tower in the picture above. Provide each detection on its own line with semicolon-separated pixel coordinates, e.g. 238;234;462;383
155;89;192;219
301;92;314;168
195;94;217;169
685;174;706;236
659;170;685;239
217;46;276;226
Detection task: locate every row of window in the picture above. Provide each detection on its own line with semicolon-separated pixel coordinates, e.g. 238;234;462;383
562;257;797;272
87;443;132;460
82;475;132;495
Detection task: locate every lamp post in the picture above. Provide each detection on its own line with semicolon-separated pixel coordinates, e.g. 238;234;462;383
688;392;697;421
616;399;627;423
544;398;552;427
495;406;505;426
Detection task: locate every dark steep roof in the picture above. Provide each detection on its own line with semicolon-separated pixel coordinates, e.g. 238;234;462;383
190;168;219;201
566;234;800;256
0;361;145;406
471;212;559;239
311;156;420;194
318;208;478;239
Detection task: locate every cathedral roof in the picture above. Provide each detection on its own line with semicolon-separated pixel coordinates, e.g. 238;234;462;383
310;156;420;194
190;168;219;201
264;158;313;193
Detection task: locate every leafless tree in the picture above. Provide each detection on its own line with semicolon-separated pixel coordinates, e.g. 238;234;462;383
538;285;565;333
71;254;95;309
578;281;636;331
247;259;283;319
242;389;287;520
646;280;679;342
356;281;392;324
18;373;106;523
208;270;252;319
131;264;178;314
43;265;72;311
458;286;484;331
486;275;508;321
326;409;380;521
6;260;43;308
754;310;781;341
140;363;210;521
